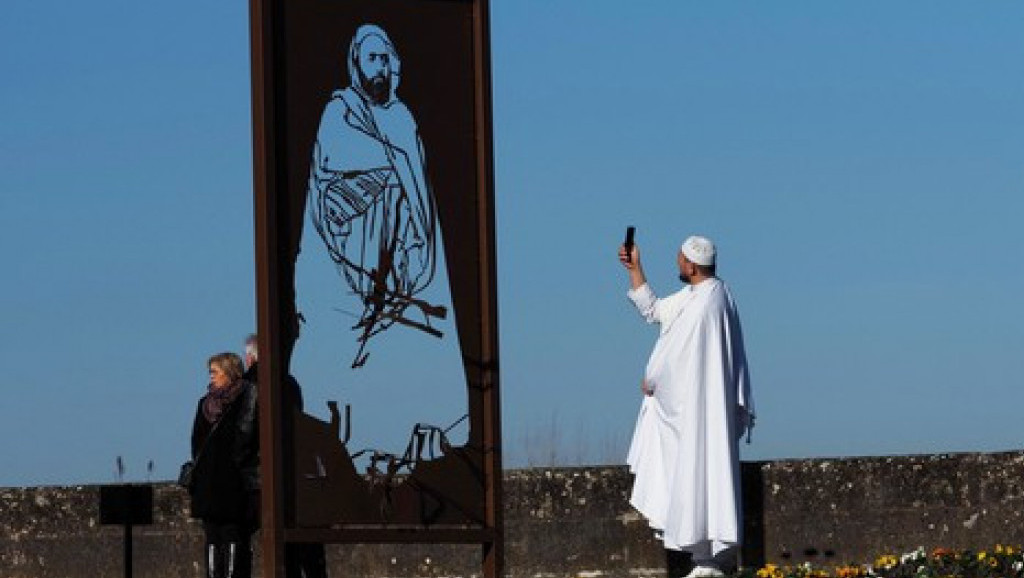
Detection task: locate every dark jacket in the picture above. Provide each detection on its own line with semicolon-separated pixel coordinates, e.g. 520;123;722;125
243;362;303;412
189;381;259;524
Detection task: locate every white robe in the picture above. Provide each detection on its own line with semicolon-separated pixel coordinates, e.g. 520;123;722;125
626;278;754;557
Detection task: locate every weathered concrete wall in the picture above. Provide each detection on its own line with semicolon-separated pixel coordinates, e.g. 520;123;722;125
0;469;667;578
3;452;1024;577
747;451;1024;567
0;484;204;577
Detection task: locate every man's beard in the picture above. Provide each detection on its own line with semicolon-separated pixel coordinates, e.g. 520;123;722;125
678;273;691;285
360;71;391;105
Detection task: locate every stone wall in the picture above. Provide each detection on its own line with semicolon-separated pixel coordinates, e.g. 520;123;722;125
746;451;1024;568
3;451;1024;577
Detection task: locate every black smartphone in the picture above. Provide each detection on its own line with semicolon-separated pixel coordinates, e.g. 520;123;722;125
624;226;636;262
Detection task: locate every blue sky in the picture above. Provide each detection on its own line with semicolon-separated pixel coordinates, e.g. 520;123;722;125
1;1;1023;487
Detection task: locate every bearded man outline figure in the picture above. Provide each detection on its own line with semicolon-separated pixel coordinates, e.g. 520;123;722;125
307;23;445;368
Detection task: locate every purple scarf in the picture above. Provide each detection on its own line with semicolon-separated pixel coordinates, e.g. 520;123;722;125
202;380;245;423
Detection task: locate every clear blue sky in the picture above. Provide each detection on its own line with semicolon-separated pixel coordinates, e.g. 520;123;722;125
1;1;1023;487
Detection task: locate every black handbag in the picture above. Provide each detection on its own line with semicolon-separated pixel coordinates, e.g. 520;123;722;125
177;460;196;489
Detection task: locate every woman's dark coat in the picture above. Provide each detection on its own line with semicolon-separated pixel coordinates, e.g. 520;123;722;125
189;381;259;525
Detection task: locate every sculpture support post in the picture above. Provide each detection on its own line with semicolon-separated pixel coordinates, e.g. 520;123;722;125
472;2;502;577
250;0;285;575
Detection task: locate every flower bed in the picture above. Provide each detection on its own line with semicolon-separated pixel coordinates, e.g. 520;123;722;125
733;545;1024;578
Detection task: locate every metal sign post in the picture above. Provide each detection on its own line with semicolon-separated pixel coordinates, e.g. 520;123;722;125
98;484;154;578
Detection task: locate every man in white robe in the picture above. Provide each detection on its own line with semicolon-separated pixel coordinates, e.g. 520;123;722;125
618;235;755;578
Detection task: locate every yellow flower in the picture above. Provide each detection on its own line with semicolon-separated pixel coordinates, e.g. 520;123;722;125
873;555;897;570
978;551;987;561
835;565;866;578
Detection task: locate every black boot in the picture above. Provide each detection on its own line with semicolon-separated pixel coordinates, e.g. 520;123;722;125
289;542;328;578
206;543;225;578
225;541;252;578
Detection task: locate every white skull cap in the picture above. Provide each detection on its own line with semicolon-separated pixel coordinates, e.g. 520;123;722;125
681;235;716;266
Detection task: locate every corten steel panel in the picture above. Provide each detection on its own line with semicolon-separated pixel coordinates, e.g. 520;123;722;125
250;0;500;575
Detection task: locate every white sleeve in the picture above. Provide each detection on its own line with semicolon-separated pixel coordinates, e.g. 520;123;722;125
627;283;660;324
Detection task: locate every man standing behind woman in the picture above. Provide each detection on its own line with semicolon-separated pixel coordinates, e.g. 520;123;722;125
189;352;259;578
242;334;328;578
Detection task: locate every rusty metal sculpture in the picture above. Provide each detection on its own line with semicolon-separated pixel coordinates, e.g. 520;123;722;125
306;22;446;367
250;1;501;577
